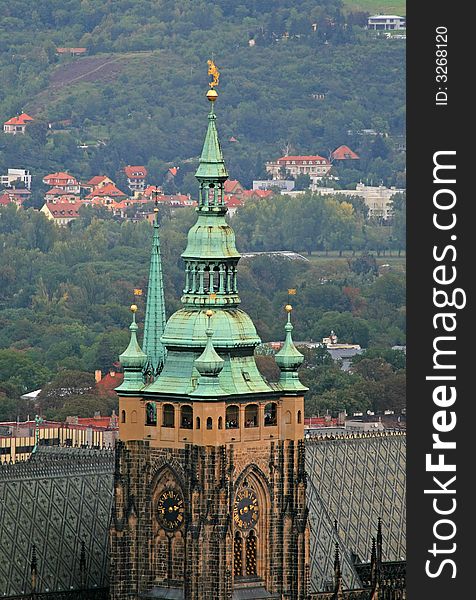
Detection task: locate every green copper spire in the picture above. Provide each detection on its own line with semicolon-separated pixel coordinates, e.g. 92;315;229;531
195;63;227;185
275;305;308;393
190;310;229;398
181;82;241;310
116;305;147;392
143;200;167;377
145;65;273;399
195;105;228;182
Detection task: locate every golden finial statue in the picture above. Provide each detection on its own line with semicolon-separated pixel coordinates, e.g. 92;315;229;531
206;60;219;102
207;60;220;88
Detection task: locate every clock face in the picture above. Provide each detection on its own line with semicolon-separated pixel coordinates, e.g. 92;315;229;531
233;488;259;530
157;489;185;531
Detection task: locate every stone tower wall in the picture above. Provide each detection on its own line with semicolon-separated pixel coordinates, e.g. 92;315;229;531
109;438;309;600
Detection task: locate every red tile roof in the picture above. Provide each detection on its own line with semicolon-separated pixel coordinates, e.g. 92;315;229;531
224;196;244;208
45;201;83;218
124;165;147;179
224;180;243;193
168;167;178;177
143;185;163;197
96;371;124;394
331;145;360;160
45;187;71;196
76;416;116;428
43;172;79;185
86;175;111;187
254;190;273;198
85;183;128;199
5;188;31;198
241;189;273;199
4;113;34;126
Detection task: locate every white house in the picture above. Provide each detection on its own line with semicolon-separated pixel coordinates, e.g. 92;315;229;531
367;15;406;31
1;168;32;190
265;155;332;185
310;183;405;220
3;113;34;135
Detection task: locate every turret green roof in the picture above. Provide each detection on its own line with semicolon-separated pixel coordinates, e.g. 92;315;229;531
190;311;229;398
116;307;147;392
275;307;308;393
193;314;224;376
181;213;240;260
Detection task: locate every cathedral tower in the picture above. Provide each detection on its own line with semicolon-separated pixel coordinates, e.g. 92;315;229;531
110;65;310;600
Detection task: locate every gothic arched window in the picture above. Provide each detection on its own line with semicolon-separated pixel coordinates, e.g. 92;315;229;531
146;402;157;426
163;404;175;428
264;402;277;426
244;404;258;428
226;405;239;429
180;405;193;429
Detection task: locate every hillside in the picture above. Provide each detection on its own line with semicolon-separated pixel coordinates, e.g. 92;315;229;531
0;202;406;420
0;0;405;195
343;1;406;15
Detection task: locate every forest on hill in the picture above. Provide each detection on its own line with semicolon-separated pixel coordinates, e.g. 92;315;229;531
0;202;405;421
0;1;406;420
0;0;405;196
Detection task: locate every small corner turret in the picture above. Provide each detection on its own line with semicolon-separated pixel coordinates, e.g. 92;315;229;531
116;304;147;392
190;309;229;398
275;304;308;393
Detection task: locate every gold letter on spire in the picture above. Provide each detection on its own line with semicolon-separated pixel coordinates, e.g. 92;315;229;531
207;60;220;88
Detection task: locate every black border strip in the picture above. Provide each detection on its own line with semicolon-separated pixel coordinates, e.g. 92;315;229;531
407;2;473;597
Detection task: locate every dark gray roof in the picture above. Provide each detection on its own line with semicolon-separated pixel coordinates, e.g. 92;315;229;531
141;587;184;599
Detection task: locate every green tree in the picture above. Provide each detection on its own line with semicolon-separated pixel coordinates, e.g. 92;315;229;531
95;329;129;371
0;349;51;395
294;174;311;190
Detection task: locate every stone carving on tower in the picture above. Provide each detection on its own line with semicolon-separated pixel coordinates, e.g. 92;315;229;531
110;63;310;600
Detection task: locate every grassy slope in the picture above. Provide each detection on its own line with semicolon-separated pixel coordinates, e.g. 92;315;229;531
343;0;406;15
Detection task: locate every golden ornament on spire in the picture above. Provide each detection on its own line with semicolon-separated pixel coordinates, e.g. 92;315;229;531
207;60;220;88
206;60;220;102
